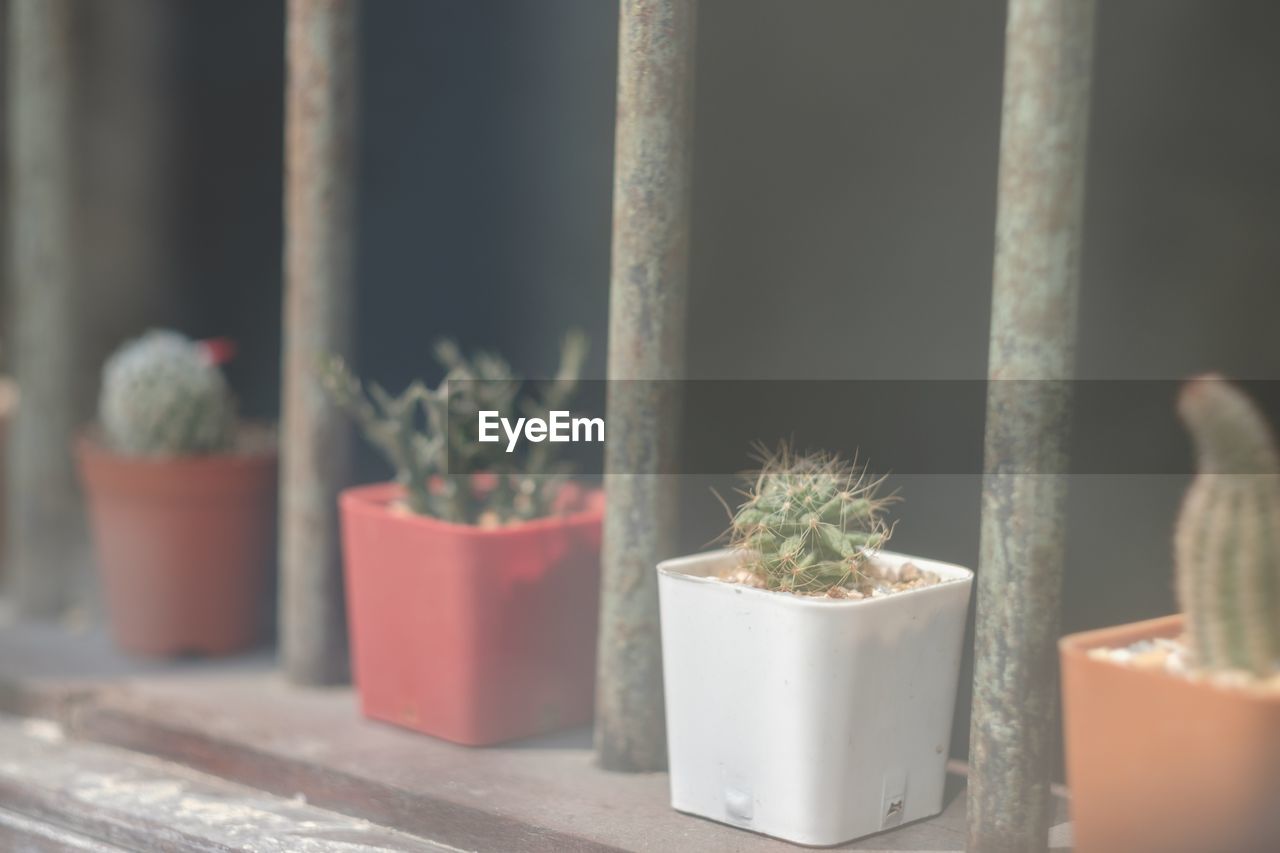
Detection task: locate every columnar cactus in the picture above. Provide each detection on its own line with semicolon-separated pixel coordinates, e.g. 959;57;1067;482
729;446;894;595
99;330;236;455
1175;374;1280;676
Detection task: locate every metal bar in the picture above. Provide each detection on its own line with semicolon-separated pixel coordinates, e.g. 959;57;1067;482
595;0;697;772
968;2;1095;852
4;0;79;618
77;0;181;386
280;0;359;685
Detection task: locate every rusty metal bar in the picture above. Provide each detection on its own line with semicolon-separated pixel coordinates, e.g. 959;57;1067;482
968;2;1095;852
280;0;359;685
4;0;80;618
595;0;697;772
77;0;181;378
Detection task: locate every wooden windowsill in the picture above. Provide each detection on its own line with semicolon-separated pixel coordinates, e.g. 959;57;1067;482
0;618;1072;851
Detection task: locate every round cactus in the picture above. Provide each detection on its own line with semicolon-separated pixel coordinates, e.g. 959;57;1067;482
729;445;894;595
99;330;236;455
1175;374;1280;676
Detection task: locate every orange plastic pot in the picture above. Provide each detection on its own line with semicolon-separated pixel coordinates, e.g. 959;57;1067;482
339;482;603;745
1061;615;1280;853
77;436;277;657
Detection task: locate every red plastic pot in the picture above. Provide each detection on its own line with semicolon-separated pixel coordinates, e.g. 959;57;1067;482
77;435;277;657
339;482;603;745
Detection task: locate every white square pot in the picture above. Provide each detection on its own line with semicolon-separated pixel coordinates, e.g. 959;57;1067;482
657;549;974;847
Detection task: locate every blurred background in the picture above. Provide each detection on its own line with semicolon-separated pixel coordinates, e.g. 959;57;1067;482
2;0;1278;767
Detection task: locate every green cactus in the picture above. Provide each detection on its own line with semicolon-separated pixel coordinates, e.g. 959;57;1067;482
321;330;588;525
728;445;895;595
1175;374;1280;676
319;367;444;516
99;330;236;455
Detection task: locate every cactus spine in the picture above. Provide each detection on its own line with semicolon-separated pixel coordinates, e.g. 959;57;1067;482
1175;374;1280;676
729;445;894;595
99;330;236;455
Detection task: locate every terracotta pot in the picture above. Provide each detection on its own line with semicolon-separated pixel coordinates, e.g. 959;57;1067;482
77;435;277;657
339;482;603;745
1061;615;1280;853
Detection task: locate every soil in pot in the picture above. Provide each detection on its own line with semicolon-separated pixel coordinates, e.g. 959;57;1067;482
717;554;944;599
1088;631;1280;691
77;430;277;657
1061;615;1280;853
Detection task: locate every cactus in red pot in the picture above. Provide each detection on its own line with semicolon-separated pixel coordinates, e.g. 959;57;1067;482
324;331;603;745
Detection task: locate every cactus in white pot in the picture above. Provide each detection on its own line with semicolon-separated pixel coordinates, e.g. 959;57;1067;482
658;444;973;845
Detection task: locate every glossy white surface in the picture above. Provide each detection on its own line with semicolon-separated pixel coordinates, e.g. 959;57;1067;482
658;549;973;847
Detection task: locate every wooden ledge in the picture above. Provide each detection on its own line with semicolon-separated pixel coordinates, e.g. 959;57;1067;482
0;620;1072;851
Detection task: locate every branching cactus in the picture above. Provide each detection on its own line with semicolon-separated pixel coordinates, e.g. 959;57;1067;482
99;330;236;455
1175;374;1280;676
320;368;444;516
729;445;894;595
321;330;588;525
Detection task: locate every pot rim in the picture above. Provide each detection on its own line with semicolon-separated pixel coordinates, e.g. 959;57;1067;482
76;426;278;466
1060;614;1280;703
340;480;603;538
658;547;973;612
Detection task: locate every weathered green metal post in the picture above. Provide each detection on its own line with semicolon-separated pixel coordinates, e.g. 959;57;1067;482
4;0;80;618
280;0;359;685
968;2;1095;852
595;0;697;772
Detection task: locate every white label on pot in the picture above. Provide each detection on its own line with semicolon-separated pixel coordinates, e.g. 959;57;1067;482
721;772;754;824
881;769;907;829
477;410;605;453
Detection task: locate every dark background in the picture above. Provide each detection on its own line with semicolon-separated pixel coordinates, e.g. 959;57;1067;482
4;0;1279;767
